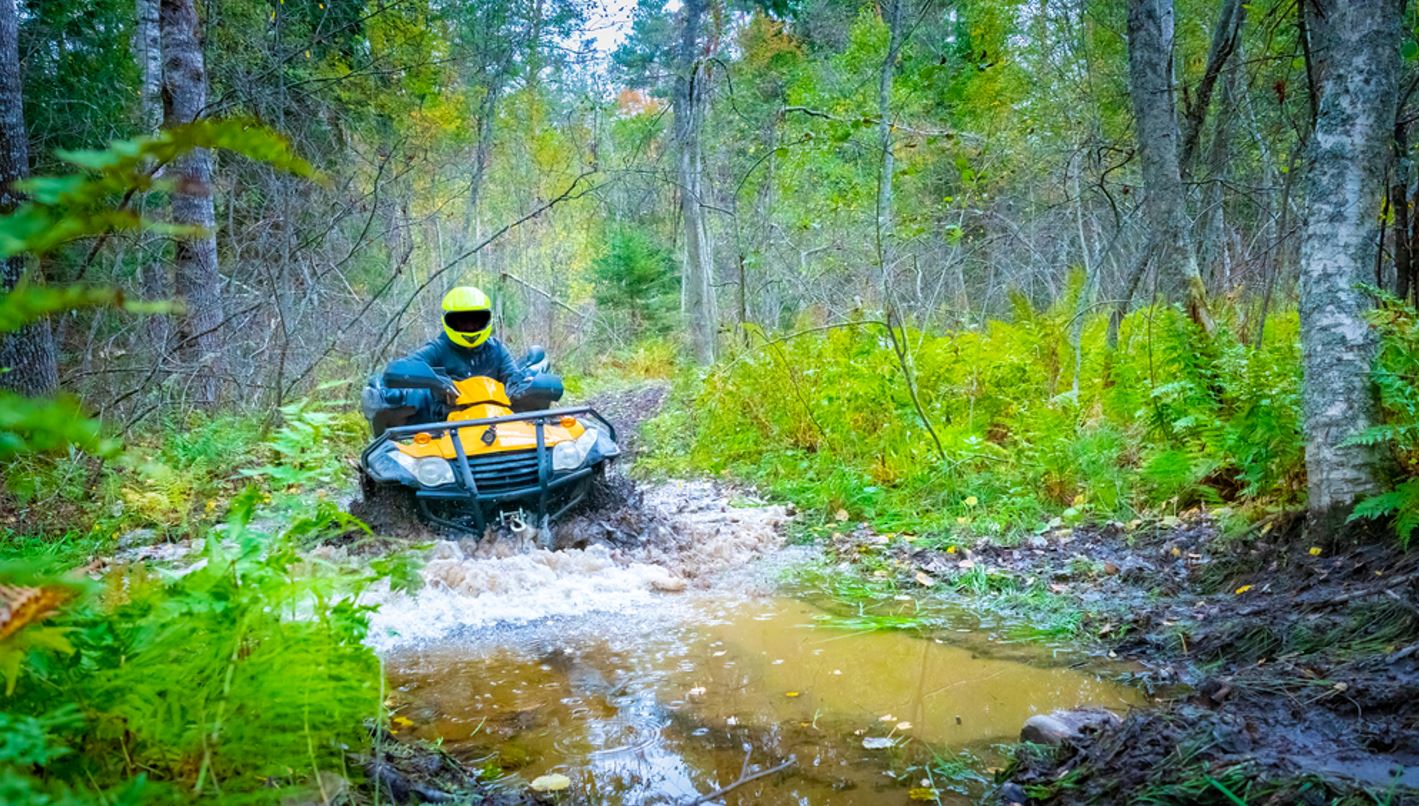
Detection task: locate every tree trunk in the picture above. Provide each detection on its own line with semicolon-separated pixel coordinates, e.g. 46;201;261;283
1392;121;1411;301
134;0;171;360
160;0;225;404
1297;0;1399;529
1125;0;1214;334
673;0;715;364
0;0;58;396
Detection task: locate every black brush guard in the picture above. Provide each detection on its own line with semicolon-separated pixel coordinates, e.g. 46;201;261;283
360;405;617;534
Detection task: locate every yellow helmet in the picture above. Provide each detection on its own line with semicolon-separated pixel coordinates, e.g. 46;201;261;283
441;286;494;348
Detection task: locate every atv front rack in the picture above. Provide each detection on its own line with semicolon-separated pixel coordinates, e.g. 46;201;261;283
360;405;618;534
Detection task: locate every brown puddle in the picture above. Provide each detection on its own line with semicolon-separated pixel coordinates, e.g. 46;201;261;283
386;595;1141;803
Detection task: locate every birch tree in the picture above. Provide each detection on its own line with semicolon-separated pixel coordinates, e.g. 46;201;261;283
0;0;58;396
1297;0;1401;529
161;0;225;403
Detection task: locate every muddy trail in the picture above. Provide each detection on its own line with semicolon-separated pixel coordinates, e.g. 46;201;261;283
878;516;1419;803
338;386;1142;804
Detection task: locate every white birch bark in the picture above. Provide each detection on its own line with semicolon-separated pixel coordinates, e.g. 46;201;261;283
1297;0;1400;526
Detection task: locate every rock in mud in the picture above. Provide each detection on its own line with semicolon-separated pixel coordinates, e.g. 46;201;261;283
997;781;1028;805
1020;708;1122;747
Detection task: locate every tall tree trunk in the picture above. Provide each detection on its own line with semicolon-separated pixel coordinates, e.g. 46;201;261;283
0;0;58;396
1297;0;1399;530
134;0;170;359
673;0;715;364
1125;0;1214;334
160;0;225;403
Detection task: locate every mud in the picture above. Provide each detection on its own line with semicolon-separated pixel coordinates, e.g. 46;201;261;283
882;515;1419;802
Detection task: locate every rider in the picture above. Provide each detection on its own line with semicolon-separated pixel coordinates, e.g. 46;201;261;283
363;286;536;434
399;286;533;403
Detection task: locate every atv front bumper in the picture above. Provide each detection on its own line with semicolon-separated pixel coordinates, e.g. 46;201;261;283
359;405;618;534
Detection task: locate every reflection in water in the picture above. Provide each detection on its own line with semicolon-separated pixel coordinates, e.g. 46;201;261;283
387;597;1139;804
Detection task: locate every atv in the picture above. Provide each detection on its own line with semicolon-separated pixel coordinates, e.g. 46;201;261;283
357;350;619;542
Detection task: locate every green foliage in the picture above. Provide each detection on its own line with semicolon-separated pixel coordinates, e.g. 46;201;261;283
591;226;679;339
1;494;392;803
240;391;364;493
645;304;1305;539
0;119;318;258
1347;294;1419;546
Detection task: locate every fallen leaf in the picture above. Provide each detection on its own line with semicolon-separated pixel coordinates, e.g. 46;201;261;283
862;737;895;749
1308;546;1323;556
914;571;936;587
946;546;958;554
1234;584;1253;594
964;495;979;507
835;509;849;522
957;559;976;570
529;774;571;792
879;714;897;722
784;691;801;698
392;716;414;728
895;721;913;731
909;787;938;800
687;686;707;700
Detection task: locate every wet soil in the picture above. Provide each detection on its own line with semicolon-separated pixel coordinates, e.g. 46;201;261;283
882;515;1419;803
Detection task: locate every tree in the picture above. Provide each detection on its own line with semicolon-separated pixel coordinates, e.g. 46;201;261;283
160;0;224;403
672;0;716;364
1124;0;1214;334
0;0;58;396
135;0;169;357
1297;0;1401;530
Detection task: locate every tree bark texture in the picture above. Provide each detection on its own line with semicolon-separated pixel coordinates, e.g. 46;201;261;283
673;0;715;364
1297;0;1399;524
135;0;171;358
161;0;225;403
1125;0;1214;333
0;0;58;396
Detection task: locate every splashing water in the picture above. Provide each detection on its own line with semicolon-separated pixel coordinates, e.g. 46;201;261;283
365;481;792;650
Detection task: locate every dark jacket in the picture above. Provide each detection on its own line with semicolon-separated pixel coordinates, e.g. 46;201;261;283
398;333;533;398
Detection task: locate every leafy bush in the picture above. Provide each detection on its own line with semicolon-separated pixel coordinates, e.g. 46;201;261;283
644;300;1306;541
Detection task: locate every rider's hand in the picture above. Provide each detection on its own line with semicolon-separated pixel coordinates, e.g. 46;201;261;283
440;382;461;406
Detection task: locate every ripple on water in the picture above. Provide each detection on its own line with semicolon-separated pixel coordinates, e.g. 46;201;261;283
385;595;1142;804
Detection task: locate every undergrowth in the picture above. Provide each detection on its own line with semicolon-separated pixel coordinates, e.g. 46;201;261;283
644;296;1314;543
0;489;414;804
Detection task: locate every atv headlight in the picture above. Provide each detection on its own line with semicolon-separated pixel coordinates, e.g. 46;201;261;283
552;428;600;473
414;457;455;487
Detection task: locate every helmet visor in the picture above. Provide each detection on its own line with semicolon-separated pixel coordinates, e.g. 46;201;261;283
444;309;491;334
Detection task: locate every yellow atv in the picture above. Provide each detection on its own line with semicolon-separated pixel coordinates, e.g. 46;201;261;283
358;357;619;541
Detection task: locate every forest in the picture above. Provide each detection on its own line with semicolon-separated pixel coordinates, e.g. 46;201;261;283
2;0;1419;803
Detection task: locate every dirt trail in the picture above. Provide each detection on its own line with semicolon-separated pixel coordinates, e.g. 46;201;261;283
882;515;1419;802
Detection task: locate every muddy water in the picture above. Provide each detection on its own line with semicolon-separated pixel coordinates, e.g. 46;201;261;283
385;595;1139;804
